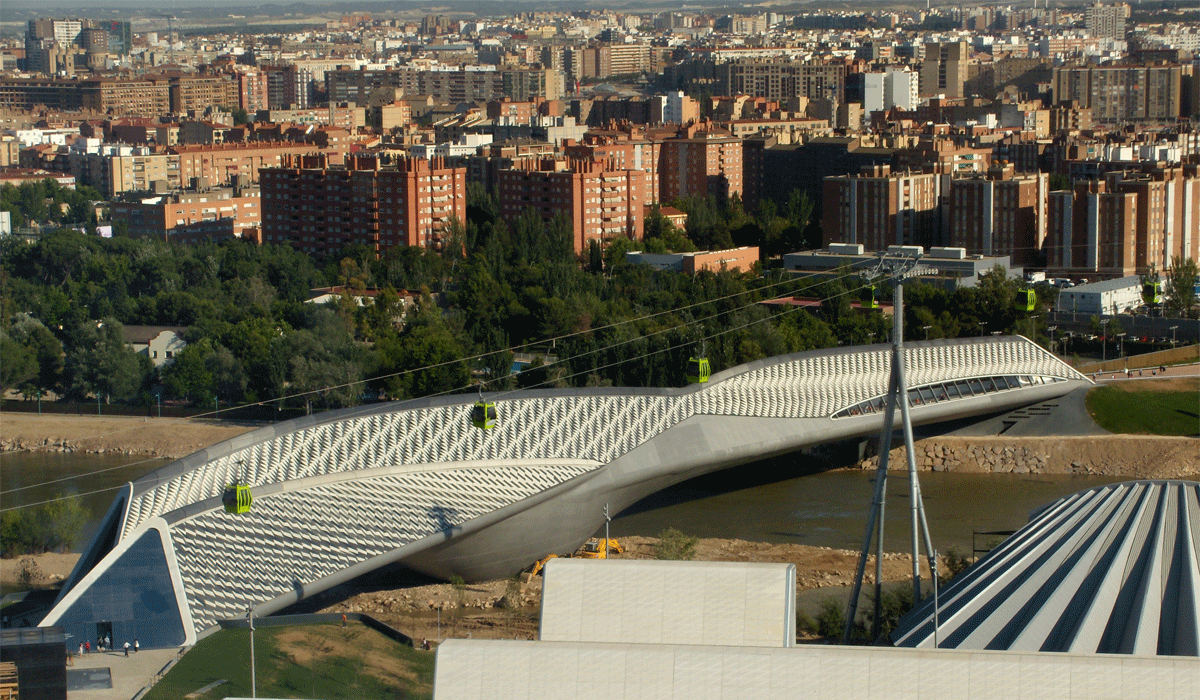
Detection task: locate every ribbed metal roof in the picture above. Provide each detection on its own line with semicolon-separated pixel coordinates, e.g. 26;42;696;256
893;480;1200;657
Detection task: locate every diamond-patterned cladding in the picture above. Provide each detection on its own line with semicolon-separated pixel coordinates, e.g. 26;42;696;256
108;338;1083;638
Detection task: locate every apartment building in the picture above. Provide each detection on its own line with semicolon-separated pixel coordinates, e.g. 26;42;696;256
0;77;171;115
172;140;348;189
325;67;563;105
1046;164;1200;276
564;131;663;204
948;164;1048;265
920;41;969;98
169;75;240;115
497;158;646;254
1052;65;1183;123
821;165;942;250
260;153;467;254
69;150;178;197
718;58;847;103
238;70;269;113
110;185;261;240
1084;2;1130;40
660;122;744;202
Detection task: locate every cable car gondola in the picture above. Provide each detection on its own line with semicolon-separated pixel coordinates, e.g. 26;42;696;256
222;481;253;515
1143;280;1163;305
1016;288;1036;312
686;340;711;384
471;398;497;430
860;285;879;309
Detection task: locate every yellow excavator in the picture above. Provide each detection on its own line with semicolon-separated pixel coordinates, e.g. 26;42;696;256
574;538;624;559
523;538;626;581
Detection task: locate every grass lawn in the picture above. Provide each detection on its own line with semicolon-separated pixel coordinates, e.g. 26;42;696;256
1086;381;1200;436
143;622;433;700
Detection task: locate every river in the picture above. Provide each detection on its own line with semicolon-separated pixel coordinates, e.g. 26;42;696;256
0;451;1125;557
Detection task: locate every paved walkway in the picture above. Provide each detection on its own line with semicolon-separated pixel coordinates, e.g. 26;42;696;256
1088;362;1200;383
68;647;180;700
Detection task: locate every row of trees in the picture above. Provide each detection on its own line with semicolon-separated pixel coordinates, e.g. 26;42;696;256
2;186;1051;412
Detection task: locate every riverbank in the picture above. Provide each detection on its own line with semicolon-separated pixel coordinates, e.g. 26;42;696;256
856;435;1199;480
3;411;1195;479
0;414;258;459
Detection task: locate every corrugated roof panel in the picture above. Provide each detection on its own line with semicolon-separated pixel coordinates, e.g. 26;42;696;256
894;481;1200;657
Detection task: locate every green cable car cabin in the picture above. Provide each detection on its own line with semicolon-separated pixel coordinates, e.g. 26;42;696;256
1016;288;1036;312
860;286;879;309
222;482;253;514
471;400;497;430
686;356;711;384
1143;281;1163;305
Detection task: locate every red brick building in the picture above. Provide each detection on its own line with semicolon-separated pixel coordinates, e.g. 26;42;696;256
947;164;1048;265
821;164;942;250
260;153;467;255
660;122;743;202
171;139;347;188
497;158;646;253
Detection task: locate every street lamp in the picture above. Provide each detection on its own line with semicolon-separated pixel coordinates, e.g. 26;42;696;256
922;325;932;341
1101;318;1110;363
1171;325;1179;349
1047;325;1057;355
979;321;988;337
1117;332;1126;360
248;606;256;699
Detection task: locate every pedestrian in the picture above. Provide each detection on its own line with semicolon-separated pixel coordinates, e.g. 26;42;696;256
124;641;130;657
134;639;139;653
78;642;84;657
104;635;110;650
84;640;90;654
341;613;347;628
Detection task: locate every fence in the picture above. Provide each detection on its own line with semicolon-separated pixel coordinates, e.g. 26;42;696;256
1077;344;1199;374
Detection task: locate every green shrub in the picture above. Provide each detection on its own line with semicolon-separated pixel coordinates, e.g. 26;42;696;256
654;528;697;560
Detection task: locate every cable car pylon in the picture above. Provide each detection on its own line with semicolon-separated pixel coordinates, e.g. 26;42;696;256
843;251;940;644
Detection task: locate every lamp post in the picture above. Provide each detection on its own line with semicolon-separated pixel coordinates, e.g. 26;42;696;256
922;325;932;341
1117;332;1126;360
1101;318;1110;363
1171;325;1178;349
979;321;988;337
248;606;256;699
1047;325;1057;355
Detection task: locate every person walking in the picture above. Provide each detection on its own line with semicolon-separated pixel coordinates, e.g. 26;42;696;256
134;639;139;653
104;635;110;651
78;642;84;657
341;613;347;628
84;640;90;654
123;641;130;657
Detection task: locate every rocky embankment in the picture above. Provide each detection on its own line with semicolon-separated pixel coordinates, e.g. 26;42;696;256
855;435;1200;480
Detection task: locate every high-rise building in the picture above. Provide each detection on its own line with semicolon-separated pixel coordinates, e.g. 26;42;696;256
497;158;646;253
325;67;563;105
920;41;969;98
1052;65;1182;123
885;68;920;111
1084;2;1129;40
237;70;269;113
1046;164;1200;276
718;58;847;103
261;154;467;254
947;164;1048;265
821;165;943;250
660;123;744;202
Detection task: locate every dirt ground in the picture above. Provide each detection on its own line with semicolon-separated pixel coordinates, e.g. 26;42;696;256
0;413;258;459
0;552;79;589
313;535;936;644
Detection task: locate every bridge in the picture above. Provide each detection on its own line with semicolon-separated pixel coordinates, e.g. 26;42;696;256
41;336;1089;648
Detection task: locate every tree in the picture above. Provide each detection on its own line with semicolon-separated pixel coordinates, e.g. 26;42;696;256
0;335;36;393
61;320;152;403
1165;256;1197;317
